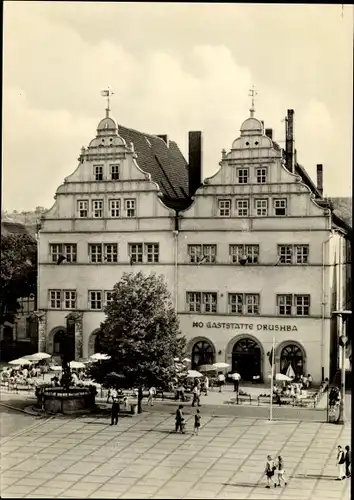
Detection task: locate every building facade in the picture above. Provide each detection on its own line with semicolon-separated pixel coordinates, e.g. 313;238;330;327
38;105;351;384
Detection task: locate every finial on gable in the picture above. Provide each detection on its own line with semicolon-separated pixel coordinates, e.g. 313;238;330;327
101;87;114;118
248;85;257;118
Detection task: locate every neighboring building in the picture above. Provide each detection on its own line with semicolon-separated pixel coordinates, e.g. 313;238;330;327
1;219;38;360
38;103;351;383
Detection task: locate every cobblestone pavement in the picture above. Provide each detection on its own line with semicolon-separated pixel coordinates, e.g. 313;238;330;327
0;411;350;499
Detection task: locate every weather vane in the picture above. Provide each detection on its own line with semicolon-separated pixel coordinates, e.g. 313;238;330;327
101;87;114;117
249;85;257;117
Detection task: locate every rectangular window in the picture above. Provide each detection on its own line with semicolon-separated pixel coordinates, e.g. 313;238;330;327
89;244;102;263
49;290;61;309
104;244;118;263
125;199;136;217
94;165;103;181
63;290;76;310
278;245;292;264
256;167;267;184
255;199;268;216
187;292;201;313
188;245;202;264
277;294;292;316
230;244;245;264
145;243;159;263
236;199;249;217
203;292;217;313
129;243;143;263
104;291;114;306
92;200;103;218
109;199;120;218
89;291;102;310
228;293;243;314
229;244;259;264
245;294;260;315
78;200;88;218
202;245;217;263
274;198;287;216
295;245;309;264
218;199;231;217
110;164;120;180
49;244;77;263
237;168;249;184
295;295;310;316
245;245;259;264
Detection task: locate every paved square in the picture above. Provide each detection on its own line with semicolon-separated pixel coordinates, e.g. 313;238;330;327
0;412;350;499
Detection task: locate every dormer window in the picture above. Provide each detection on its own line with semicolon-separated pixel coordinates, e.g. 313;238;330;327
110;164;120;180
237;168;249;184
256;167;267;184
94;165;103;181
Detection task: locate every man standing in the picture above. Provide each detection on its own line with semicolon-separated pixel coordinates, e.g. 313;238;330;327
336;445;346;480
192;384;201;407
110;396;120;426
345;445;351;478
147;386;156;406
217;372;225;393
175;405;184;433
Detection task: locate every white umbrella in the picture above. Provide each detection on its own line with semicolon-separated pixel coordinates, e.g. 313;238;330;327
231;373;241;380
49;365;62;371
9;358;33;366
187;369;203;378
213;362;230;370
286;364;296;379
268;373;292;381
24;352;51;361
182;357;191;363
69;361;85;369
90;353;111;361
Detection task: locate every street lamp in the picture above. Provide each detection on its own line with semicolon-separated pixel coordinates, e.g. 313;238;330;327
332;310;352;425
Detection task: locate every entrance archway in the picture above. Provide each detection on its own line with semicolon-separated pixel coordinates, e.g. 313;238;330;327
191;340;215;369
232;338;261;381
280;344;304;377
52;329;75;360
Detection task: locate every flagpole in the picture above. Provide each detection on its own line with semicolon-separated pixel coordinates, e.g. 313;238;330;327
269;337;276;421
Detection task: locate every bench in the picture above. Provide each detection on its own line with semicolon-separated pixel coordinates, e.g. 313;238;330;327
236;394;252;405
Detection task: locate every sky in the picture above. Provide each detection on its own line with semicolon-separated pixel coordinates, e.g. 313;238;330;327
3;2;353;211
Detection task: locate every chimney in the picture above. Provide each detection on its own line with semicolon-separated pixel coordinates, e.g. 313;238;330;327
285;109;295;173
316;164;323;196
265;128;273;140
157;134;169;146
188;131;202;198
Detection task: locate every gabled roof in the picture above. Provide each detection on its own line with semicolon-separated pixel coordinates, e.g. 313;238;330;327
118;125;189;205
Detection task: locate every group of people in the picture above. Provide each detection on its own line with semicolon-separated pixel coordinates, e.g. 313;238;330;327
175;405;201;435
0;364;47;392
337;445;351;480
265;455;288;488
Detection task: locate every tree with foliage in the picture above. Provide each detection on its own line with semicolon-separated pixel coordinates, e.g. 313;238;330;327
0;232;37;326
89;272;186;413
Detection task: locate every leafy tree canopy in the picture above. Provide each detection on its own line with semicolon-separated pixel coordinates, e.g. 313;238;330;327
89;272;186;391
0;232;37;324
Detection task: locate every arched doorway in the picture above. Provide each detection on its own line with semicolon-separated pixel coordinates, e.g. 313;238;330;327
192;340;215;369
232;338;261;381
94;333;103;353
53;329;75;360
280;344;304;377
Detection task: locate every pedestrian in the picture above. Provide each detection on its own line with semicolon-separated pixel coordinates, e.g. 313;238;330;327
217;372;225;392
276;455;288;487
191;384;201;407
264;455;277;488
336;445;346;480
147;386;156;406
345;445;351;478
232;372;240;393
193;409;201;435
175;404;185;433
307;374;312;388
110;397;119;425
203;375;209;395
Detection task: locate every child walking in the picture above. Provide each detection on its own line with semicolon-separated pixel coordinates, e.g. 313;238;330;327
276;455;288;487
194;409;201;435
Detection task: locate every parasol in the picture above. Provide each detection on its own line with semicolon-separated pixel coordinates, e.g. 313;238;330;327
68;361;85;369
213;362;230;370
187;369;203;378
90;353;111;361
24;352;51;361
9;358;33;366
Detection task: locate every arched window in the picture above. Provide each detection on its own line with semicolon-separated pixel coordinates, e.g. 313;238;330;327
192;340;215;369
232;338;261;381
280;344;304;376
